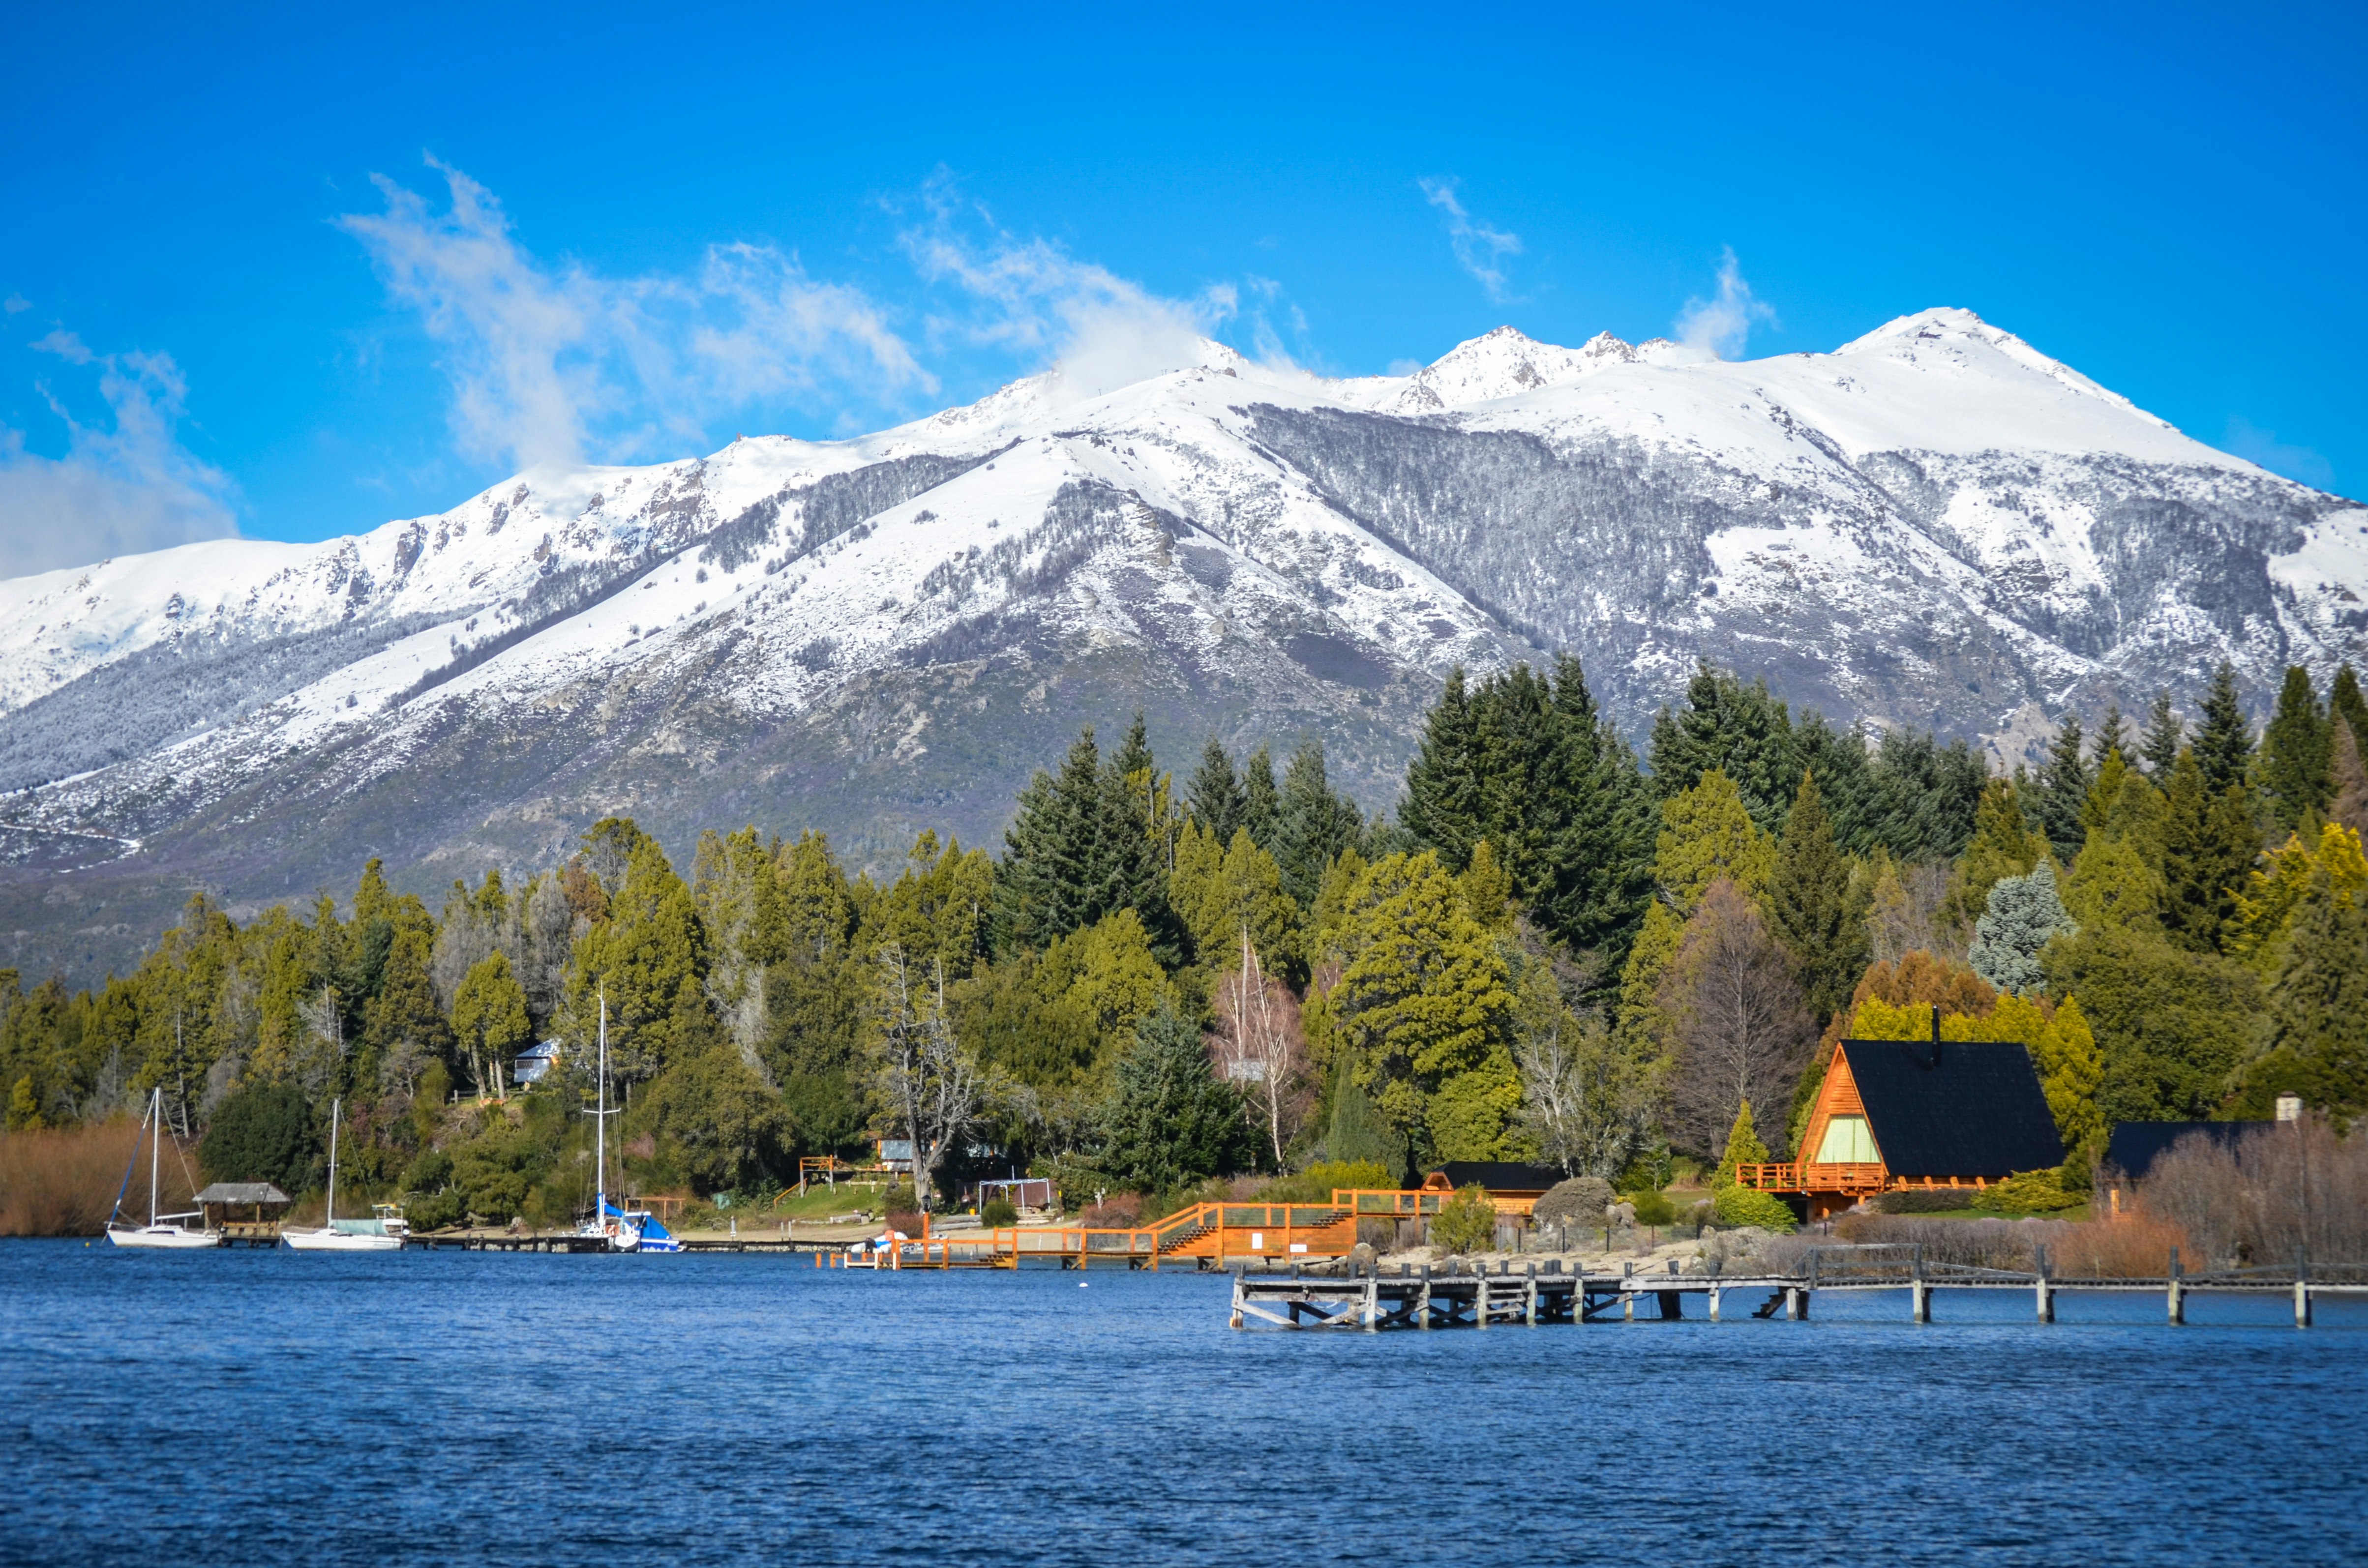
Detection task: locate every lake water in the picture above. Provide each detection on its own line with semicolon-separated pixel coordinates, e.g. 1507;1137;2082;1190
5;1241;2364;1567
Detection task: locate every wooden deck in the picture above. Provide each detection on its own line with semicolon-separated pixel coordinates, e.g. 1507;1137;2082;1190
1228;1245;2368;1330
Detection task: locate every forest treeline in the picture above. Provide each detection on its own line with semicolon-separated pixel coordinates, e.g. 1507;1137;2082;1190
2;652;2364;1230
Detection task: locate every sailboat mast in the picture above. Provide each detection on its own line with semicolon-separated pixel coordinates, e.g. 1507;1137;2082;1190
149;1087;161;1226
326;1098;341;1226
596;988;608;1226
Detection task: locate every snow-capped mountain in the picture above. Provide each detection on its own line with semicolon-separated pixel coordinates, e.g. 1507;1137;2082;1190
3;307;2363;982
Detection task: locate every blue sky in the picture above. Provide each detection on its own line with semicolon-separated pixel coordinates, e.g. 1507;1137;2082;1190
0;2;2360;573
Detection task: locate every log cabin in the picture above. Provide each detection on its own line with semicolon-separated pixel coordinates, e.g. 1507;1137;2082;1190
1737;1012;2064;1220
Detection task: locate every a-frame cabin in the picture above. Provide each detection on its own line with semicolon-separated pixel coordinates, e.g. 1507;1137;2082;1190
1737;1011;2065;1219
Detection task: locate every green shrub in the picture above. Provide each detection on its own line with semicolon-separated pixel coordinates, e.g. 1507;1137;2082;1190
1972;1169;2085;1214
1431;1184;1498;1253
1630;1187;1679;1227
981;1198;1020;1227
1713;1184;1798;1232
1259;1158;1395;1205
199;1080;319;1192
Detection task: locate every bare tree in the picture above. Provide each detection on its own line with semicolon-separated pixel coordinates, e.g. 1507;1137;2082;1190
517;873;578;1030
1868;858;1960;966
1660;878;1816;1158
1208;931;1307;1168
873;943;987;1215
1510;925;1653;1176
2138;1115;2368;1268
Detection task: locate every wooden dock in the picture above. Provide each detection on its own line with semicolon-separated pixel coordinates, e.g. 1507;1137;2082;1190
1229;1246;2368;1331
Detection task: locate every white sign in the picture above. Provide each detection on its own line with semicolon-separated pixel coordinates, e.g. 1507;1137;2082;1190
1249;1232;1263;1249
1289;1243;1309;1254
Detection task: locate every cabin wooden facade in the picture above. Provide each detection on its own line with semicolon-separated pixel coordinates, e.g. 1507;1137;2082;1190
1737;1031;2064;1219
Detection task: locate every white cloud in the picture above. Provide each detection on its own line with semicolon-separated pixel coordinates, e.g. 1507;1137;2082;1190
338;159;934;471
0;328;240;580
1673;248;1776;361
1419;178;1522;303
900;181;1238;402
2222;416;2336;490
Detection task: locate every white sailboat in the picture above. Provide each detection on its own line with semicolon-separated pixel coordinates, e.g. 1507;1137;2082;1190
105;1088;218;1248
578;990;681;1254
284;1098;407;1251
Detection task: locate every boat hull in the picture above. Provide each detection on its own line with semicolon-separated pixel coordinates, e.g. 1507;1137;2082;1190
283;1228;404;1252
106;1225;219;1249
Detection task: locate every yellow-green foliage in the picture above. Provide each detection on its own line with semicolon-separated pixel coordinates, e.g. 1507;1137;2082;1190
2064;832;2164;936
1654;769;1775;914
1712;1183;1797;1231
2226;822;2368;966
1317;852;1518;1162
451;952;531;1091
1974;1168;2085;1214
1031;909;1168;1090
1946;779;2047;928
1169;821;1301;973
1258;1158;1393;1204
1458;840;1516;934
1711;1099;1769;1188
562;835;706;1081
870;831;996;981
1431;1183;1499;1253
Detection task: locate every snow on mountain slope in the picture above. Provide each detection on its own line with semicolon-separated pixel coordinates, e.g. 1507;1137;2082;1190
1;307;2362;985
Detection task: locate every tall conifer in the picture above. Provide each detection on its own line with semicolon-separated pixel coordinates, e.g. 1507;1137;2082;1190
2159;748;2258;953
2140;690;2183;777
1647;662;1798;832
1186;739;1247;845
1768;769;1870;1027
2259;665;2333;835
1401;667;1481;867
2035;712;2091;860
1241;745;1281;850
2193;660;2254;798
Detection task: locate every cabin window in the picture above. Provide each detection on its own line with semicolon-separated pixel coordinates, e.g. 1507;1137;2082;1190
1817;1115;1877;1163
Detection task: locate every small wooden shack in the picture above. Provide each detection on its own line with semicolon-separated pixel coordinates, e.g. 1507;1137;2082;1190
1420;1162;1565;1212
1738;1023;2063;1219
194;1182;292;1240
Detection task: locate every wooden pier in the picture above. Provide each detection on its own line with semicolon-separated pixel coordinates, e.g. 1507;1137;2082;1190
1228;1246;2368;1331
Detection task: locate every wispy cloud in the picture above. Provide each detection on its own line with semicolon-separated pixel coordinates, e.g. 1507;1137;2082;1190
1419;178;1522;303
0;325;240;579
1673;248;1776;361
899;178;1240;402
2222;416;2336;490
338;159;933;471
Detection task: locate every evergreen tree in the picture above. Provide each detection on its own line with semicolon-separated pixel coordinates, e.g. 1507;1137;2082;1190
2248;867;2368;1120
2042;926;2257;1122
2259;665;2333;835
1710;1099;1770;1188
2140;690;2184;777
2331;664;2368;763
1270;740;1362;908
1969;863;2075;996
1861;728;1988;861
2193;660;2254;798
2331;710;2368;838
1399;666;1481;866
451;952;531;1096
561;831;708;1082
1792;714;1875;852
1099;996;1252;1191
1768;769;1871;1027
1654;769;1777;913
2159;748;2259;953
1185;738;1248;846
1538;660;1656;966
1240;744;1281;849
992;727;1107;953
1095;714;1183;959
362;925;450;1100
1647;662;1799;831
2093;702;2131;766
2035;712;2092;860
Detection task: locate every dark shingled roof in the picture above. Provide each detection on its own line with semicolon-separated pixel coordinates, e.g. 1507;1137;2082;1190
2106;1121;2266;1182
1432;1161;1564;1194
1843;1038;2063;1179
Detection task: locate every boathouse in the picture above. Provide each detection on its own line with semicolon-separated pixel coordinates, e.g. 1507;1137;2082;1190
1421;1163;1564;1205
1737;1018;2063;1219
194;1182;292;1241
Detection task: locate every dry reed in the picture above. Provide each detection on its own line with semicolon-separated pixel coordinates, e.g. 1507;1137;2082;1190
0;1119;200;1236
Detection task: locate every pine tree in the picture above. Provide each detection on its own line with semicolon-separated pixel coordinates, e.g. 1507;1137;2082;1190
1654;769;1777;914
1100;996;1252;1191
1768;769;1870;1027
2042;925;2258;1123
2331;664;2368;763
1400;666;1481;867
2035;712;2092;860
1271;740;1362;909
363;925;452;1101
2193;660;2254;799
1943;778;2045;930
2140;690;2184;777
1710;1099;1770;1188
1241;744;1281;849
1647;662;1798;832
2259;665;2333;835
2159;748;2260;953
561;832;708;1082
2093;702;2131;766
1538;658;1656;967
1969;863;2075;996
991;727;1106;952
1861;728;1988;861
1792;713;1875;852
2331;710;2368;838
1186;738;1248;846
2252;867;2368;1119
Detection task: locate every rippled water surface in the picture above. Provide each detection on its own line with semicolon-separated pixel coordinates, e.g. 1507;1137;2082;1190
6;1241;2365;1566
